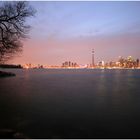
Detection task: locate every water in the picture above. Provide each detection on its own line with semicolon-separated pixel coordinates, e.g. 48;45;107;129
0;68;140;138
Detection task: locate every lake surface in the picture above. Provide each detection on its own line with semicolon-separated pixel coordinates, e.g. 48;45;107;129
0;68;140;138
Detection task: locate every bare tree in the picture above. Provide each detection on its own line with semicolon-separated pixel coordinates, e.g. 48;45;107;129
0;1;36;63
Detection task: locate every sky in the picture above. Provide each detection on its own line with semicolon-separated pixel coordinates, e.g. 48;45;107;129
11;1;140;65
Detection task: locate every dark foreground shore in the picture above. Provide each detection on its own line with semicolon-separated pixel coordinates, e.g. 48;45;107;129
0;71;15;77
0;129;28;139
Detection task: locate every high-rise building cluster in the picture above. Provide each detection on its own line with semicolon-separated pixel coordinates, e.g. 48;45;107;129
62;61;79;68
21;49;139;69
96;56;140;69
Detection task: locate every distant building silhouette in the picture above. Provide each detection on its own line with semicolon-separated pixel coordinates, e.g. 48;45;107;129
62;61;79;68
92;49;95;67
136;59;139;67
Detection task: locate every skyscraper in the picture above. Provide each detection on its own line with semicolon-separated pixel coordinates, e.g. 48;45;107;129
92;49;94;67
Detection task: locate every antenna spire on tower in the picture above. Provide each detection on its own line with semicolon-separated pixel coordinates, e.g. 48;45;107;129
92;48;94;67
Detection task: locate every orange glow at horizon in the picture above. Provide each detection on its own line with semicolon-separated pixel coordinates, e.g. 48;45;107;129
11;33;140;66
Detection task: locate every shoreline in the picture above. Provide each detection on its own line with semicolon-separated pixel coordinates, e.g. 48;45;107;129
0;71;16;77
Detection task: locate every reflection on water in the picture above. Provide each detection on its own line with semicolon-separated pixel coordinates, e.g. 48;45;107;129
0;69;140;138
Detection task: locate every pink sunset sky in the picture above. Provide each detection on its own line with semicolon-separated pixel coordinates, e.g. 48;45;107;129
10;1;140;65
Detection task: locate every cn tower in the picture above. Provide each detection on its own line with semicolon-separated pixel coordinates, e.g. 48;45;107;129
92;49;94;67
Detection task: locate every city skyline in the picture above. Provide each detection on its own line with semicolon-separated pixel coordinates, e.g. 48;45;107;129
8;1;140;65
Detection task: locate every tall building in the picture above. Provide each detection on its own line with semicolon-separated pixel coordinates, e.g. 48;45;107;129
136;59;139;67
92;49;94;67
62;61;79;68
